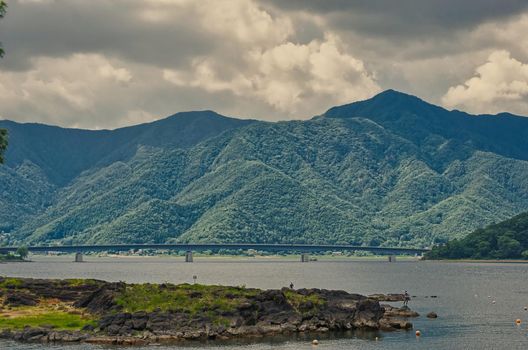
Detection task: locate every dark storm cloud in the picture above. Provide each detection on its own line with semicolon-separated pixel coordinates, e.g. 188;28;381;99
0;0;214;71
264;0;528;35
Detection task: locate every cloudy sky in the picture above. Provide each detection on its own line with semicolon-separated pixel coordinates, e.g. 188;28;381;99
1;0;528;129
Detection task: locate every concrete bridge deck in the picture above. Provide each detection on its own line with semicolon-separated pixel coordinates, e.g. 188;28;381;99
0;243;430;255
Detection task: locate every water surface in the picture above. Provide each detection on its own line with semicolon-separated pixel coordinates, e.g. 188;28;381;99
1;256;527;349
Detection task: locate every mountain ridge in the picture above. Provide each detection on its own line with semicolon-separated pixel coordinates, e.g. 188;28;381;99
1;90;528;247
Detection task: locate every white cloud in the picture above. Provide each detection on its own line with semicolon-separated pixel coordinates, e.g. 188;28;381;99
163;58;252;94
0;54;143;127
99;64;133;84
164;31;380;117
442;51;528;115
149;0;380;118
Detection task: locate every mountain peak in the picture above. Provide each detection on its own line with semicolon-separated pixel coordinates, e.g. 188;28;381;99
323;89;444;119
372;89;423;102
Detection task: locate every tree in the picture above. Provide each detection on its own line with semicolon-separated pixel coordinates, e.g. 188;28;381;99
0;128;7;164
0;1;7;164
522;250;528;260
496;235;521;258
16;246;29;260
0;1;6;58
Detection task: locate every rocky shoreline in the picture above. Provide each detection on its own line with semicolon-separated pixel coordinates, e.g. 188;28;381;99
0;277;421;345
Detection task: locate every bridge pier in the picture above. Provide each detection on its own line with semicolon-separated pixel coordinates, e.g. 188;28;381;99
388;255;396;263
301;253;310;262
185;251;193;263
74;252;83;262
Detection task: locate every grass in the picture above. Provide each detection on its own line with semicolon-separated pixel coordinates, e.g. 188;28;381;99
115;283;259;314
0;278;97;331
114;283;261;327
283;289;326;312
0;277;24;289
64;278;101;287
0;311;95;330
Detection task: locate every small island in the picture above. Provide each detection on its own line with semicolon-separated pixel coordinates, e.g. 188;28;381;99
0;277;418;345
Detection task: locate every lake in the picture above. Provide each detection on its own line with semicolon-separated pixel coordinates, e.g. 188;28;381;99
1;256;527;349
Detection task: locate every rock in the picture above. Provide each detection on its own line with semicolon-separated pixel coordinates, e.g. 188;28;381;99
98;315;115;329
131;317;148;330
382;305;420;318
3;291;38;307
0;329;13;339
21;328;48;341
426;312;438;318
379;318;413;330
368;293;405;302
280;322;298;332
106;325;122;336
81;324;95;332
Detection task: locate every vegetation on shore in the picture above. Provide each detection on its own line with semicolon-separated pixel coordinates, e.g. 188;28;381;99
115;283;259;314
0;246;29;262
0;311;95;331
0;277;96;331
426;211;528;260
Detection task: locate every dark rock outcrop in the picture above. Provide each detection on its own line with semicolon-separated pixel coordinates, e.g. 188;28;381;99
0;277;419;345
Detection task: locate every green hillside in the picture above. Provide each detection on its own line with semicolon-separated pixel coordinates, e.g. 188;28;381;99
426;211;528;259
2;90;528;247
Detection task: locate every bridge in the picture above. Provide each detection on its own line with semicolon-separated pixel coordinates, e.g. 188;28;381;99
0;243;430;262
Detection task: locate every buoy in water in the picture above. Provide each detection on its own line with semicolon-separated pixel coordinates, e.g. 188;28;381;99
492;300;496;304
488;296;491;298
524;306;527;311
415;330;421;337
312;339;319;345
375;337;379;341
515;319;521;324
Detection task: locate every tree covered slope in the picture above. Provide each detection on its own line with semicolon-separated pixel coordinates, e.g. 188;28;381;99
426;211;528;259
2;90;528;247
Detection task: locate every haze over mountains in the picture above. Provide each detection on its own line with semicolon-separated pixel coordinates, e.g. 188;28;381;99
1;90;528;248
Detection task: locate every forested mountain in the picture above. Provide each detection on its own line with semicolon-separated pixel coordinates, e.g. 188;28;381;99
2;90;528;247
426;211;528;259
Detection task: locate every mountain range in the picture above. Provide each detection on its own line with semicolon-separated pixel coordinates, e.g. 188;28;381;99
1;90;528;247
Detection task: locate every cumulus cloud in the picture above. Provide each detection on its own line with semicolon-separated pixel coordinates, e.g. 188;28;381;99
164;34;380;117
1;0;528;128
0;0;381;126
0;54;156;128
442;51;528;115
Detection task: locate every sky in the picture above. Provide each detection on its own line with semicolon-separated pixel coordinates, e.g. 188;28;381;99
1;0;528;129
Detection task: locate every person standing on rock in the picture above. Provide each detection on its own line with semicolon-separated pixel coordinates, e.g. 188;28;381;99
403;290;410;306
290;282;294;289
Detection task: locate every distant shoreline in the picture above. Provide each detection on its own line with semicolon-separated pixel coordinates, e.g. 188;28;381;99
21;254;422;262
432;259;528;264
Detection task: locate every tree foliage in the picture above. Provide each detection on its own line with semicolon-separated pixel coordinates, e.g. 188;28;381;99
427;212;528;260
16;245;29;260
0;1;6;164
0;0;6;58
0;128;6;164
